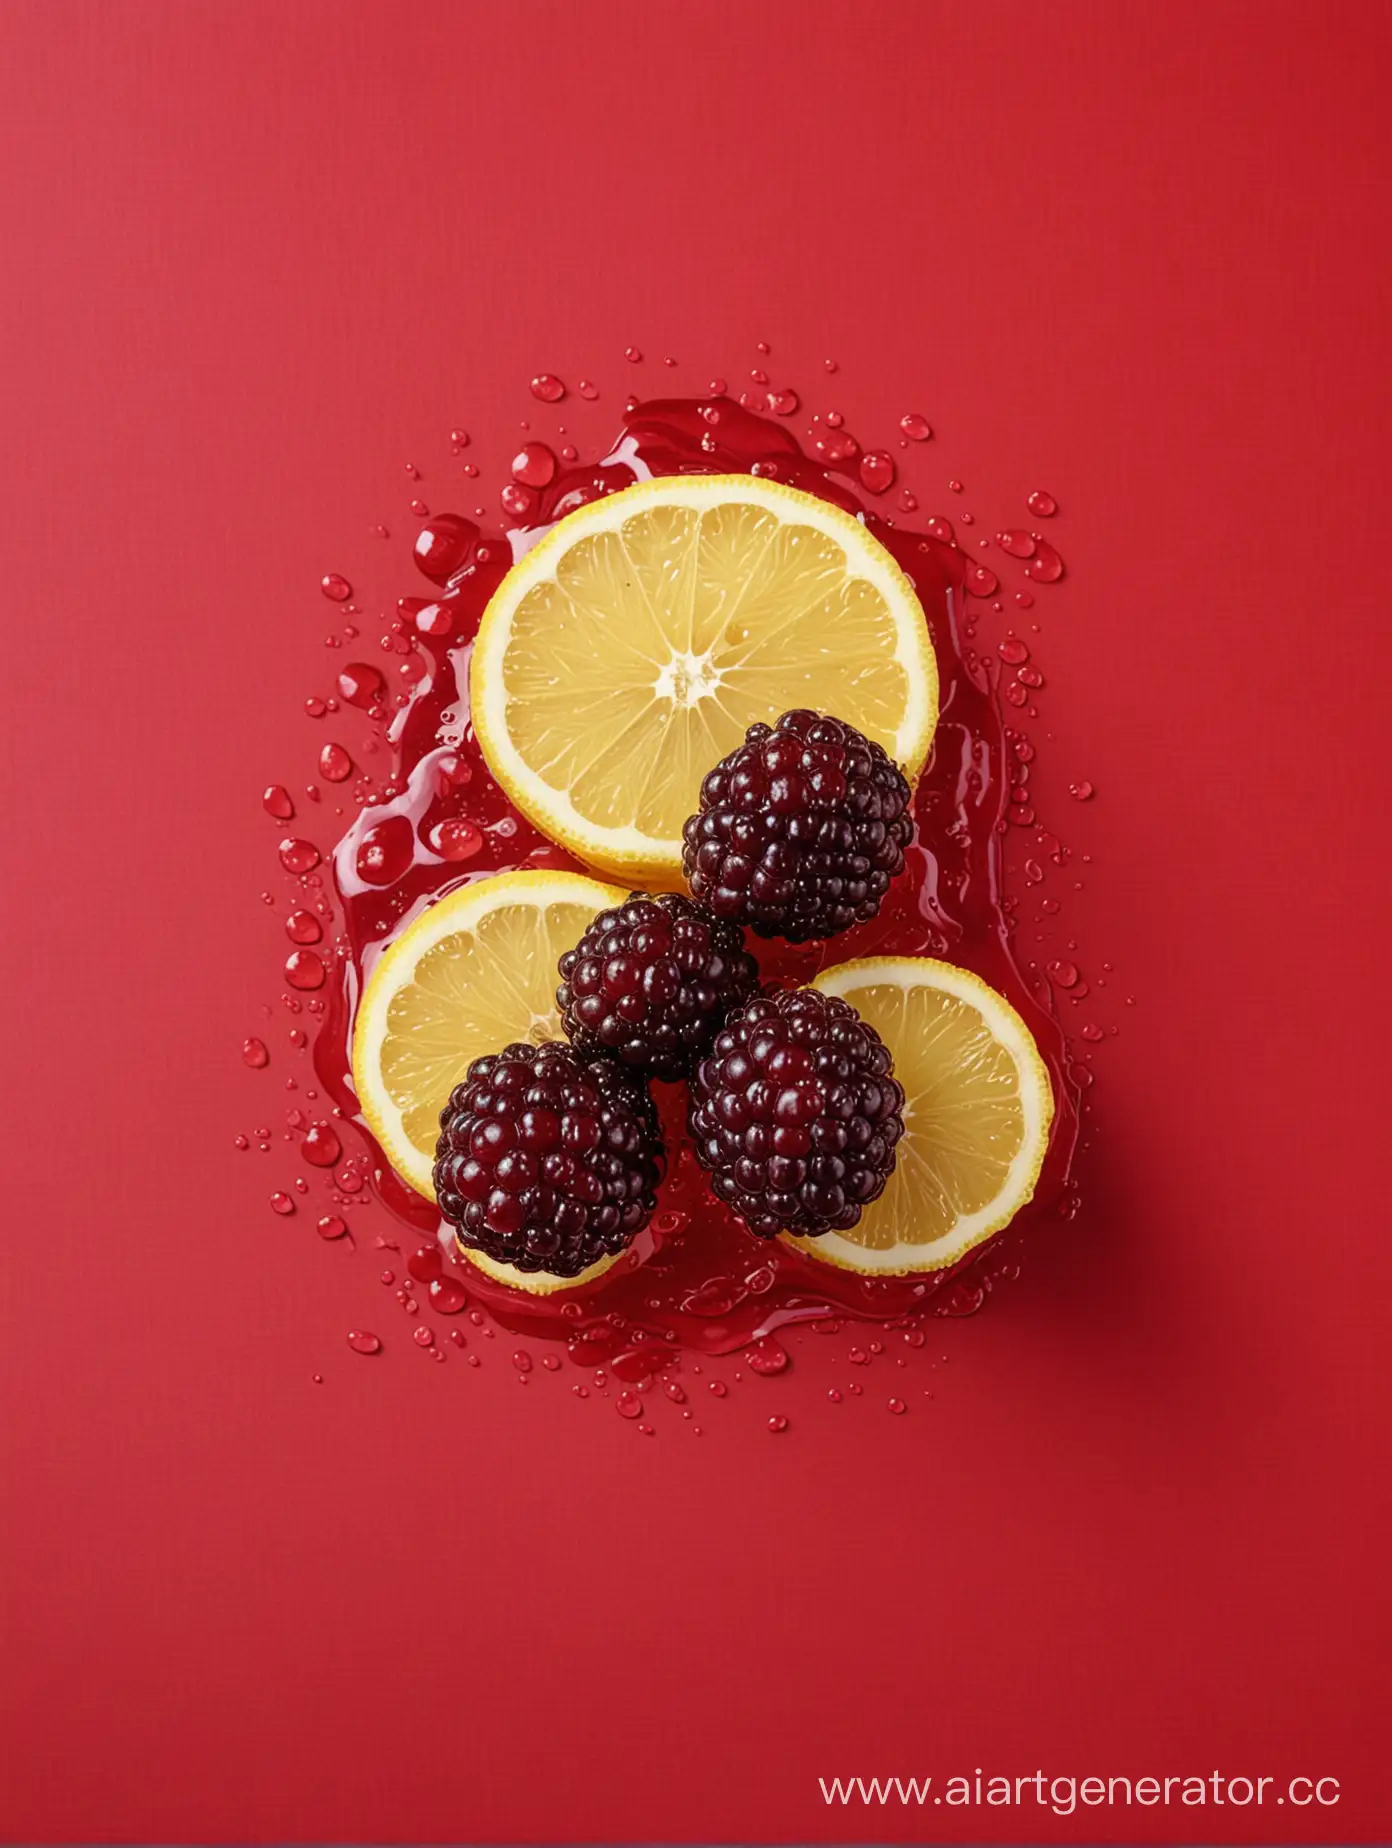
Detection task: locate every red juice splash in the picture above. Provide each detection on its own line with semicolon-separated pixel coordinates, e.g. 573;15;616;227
287;392;1081;1361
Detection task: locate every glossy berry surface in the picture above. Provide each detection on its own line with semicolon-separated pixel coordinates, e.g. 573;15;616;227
557;892;760;1081
681;709;914;942
688;988;904;1239
433;1041;663;1278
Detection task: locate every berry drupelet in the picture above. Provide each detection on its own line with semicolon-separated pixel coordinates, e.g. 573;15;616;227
688;988;904;1239
682;709;915;943
434;1041;663;1279
557;892;760;1081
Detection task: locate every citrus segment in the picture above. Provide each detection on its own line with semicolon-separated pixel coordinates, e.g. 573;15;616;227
471;475;937;881
352;869;628;1198
782;957;1054;1273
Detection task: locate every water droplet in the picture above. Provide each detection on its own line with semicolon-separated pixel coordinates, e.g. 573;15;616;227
577;379;598;399
242;1037;269;1068
827;1388;843;1403
302;1121;342;1167
414;514;478;585
347;1329;381;1354
413;1325;434;1347
511;441;557;488
285;949;326;991
708;1379;728;1398
767;387;799;416
426;1274;466;1315
262;784;294;821
965;564;999;597
996;529;1036;558
304;696;326;718
316;1214;348;1240
530;373;566;403
813;428;859;466
278;838;320;875
858;450;896;495
925;517;954;543
1069;780;1095;801
316;743;352;785
428;818;483;862
512;1350;533;1374
899;412;932;441
337;663;386;710
1027;489;1058;517
320;573;352;603
665;1381;687;1403
767;1415;789;1433
501;482;537;520
355;815;414;885
285;909;323;945
270;1191;295;1216
746;1336;790;1376
1017;665;1043;688
1081;1023;1104;1042
998;638;1030;665
849;1346;868;1365
887;1397;907;1415
1025;538;1065;582
623;346;642;363
616;1389;643;1418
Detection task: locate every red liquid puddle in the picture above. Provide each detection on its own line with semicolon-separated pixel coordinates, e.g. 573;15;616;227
278;393;1081;1359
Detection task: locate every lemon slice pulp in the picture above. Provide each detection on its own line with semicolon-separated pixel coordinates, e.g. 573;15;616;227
471;475;937;883
351;869;627;1201
783;956;1055;1273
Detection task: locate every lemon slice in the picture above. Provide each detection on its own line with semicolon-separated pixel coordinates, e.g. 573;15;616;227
351;868;626;1201
459;1243;623;1295
471;474;937;883
783;957;1054;1273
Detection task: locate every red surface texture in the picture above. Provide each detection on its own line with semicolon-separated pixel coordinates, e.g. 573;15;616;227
1;2;1388;1842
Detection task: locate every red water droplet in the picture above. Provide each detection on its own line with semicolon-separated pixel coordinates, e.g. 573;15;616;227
242;1037;269;1068
338;663;386;710
320;573;352;603
429;1274;468;1315
746;1336;790;1376
1004;682;1029;707
449;427;470;448
262;784;294;820
616;1389;643;1418
501;482;537;520
530;373;566;403
270;1192;295;1216
278;838;320;874
1048;961;1080;989
623;346;642;363
767;1415;789;1433
858;450;896;495
813;429;859;466
355;815;414;885
577;379;598;399
925;516;954;543
887;1397;907;1415
285;909;323;944
1027;489;1058;517
414;514;478;585
428;818;483;862
511;442;557;489
998;639;1030;665
1025;538;1065;583
412;602;452;637
996;529;1036;558
965;564;999;597
347;1329;382;1354
304;696;326;718
302;1121;342;1167
413;1325;434;1347
408;1244;443;1282
1070;779;1095;801
512;1350;534;1374
316;1214;348;1240
318;743;352;783
285;949;326;991
707;1379;728;1398
767;387;799;415
1081;1024;1104;1043
899;412;933;441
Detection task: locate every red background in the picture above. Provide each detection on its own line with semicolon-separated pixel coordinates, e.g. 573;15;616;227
1;1;1389;1841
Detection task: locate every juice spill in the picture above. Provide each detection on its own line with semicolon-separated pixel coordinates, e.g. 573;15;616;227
258;384;1090;1370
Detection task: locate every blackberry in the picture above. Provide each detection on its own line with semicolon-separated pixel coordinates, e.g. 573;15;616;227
682;709;914;942
433;1041;663;1278
557;892;759;1081
688;988;904;1239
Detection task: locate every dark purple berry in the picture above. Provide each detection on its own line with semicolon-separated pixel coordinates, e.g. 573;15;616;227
433;1041;663;1278
682;709;914;942
557;892;759;1081
688;988;904;1239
